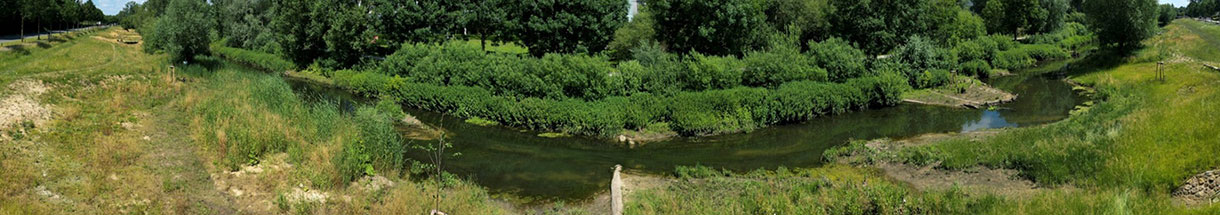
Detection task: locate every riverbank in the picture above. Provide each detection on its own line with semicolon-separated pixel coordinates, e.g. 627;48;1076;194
0;27;510;214
902;77;1018;109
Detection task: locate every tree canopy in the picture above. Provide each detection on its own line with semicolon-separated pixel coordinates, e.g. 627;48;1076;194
1084;0;1157;48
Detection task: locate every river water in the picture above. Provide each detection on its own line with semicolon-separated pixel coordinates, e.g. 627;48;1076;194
286;59;1084;203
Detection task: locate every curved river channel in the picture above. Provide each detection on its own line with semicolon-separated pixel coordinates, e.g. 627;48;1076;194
286;59;1085;202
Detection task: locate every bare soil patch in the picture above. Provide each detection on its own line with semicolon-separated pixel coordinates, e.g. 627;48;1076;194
845;131;1047;197
903;82;1017;109
0;80;53;136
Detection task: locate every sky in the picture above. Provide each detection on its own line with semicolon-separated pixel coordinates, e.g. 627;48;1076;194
95;0;1194;16
97;0;145;15
1162;0;1191;7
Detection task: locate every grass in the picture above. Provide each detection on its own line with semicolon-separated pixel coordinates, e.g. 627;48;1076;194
629;19;1220;214
6;21;1220;214
462;39;530;55
178;63;506;214
1;27;508;214
895;19;1220;192
628;165;1007;214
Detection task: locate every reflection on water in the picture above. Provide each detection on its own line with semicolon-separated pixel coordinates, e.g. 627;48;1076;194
286;59;1085;203
961;110;1017;132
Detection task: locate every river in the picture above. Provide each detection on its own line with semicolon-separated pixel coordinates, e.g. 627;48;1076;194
286;59;1085;203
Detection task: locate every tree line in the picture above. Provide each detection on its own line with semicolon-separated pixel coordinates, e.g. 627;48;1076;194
1187;0;1220;18
125;0;1168;137
0;0;105;39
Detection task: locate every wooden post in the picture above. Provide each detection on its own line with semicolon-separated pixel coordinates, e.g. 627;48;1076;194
1157;61;1165;82
168;65;176;84
611;164;623;215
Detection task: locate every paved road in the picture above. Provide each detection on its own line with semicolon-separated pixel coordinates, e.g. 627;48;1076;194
0;26;107;44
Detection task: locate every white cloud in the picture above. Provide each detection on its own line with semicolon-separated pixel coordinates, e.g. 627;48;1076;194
98;0;148;15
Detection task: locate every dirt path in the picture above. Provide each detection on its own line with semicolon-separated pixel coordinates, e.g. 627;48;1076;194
140;104;237;214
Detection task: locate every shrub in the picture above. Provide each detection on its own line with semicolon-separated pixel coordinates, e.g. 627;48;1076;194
682;53;745;91
960;60;993;79
808;38;870;82
211;43;296;72
993;49;1035;69
893;36;958;86
668;87;765;135
1022;44;1071;60
953;39;989;62
742;49;826;87
915;69;953;89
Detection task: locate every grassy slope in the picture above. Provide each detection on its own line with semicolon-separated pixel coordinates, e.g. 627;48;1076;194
625;20;1220;214
0;27;506;214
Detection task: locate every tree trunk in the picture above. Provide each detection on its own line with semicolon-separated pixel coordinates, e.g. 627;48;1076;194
20;17;24;43
481;30;487;52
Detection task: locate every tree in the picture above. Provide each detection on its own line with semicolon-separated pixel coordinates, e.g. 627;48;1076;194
650;0;768;56
366;0;469;47
1084;0;1157;48
461;0;516;52
215;0;275;51
981;0;1048;38
322;2;374;67
939;10;987;45
1030;0;1069;34
269;0;326;66
1159;4;1179;26
765;0;833;49
517;0;627;56
982;0;1007;35
828;0;958;55
146;0;216;62
606;3;657;60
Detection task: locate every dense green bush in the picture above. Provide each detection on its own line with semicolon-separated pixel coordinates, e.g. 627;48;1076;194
915;69;953;88
953;39;990;63
377;41;874;101
993;48;1036;69
333;68;910;136
742;49;827;87
992;44;1071;70
892;36;958;84
960;60;993;78
1021;44;1072;60
808;38;870;82
210;42;296;72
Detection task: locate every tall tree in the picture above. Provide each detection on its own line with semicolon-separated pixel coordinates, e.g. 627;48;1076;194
461;0;515;51
517;0;627;56
829;0;958;55
1159;4;1180;26
1084;0;1157;48
269;0;325;66
146;0;216;62
981;0;1047;38
1030;0;1068;33
651;0;768;56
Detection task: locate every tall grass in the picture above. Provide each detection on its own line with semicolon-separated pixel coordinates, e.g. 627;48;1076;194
628;165;1006;214
181;67;409;181
866;19;1220;211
